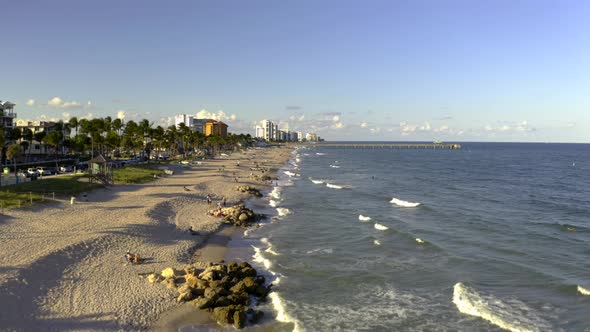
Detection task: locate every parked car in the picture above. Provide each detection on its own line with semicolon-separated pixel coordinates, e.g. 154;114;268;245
59;165;74;173
36;166;56;176
27;168;40;176
18;170;36;178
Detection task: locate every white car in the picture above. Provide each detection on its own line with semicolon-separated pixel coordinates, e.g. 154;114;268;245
59;165;74;173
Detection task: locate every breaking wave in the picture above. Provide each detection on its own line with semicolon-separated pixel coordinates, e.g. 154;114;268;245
316;152;326;155
453;282;550;332
269;199;279;207
373;239;381;246
326;183;343;189
277;208;292;217
358;215;372;221
283;170;300;177
415;238;425;244
390;197;421;207
374;223;389;231
578;285;590;296
309;177;324;184
270;187;281;199
269;292;303;332
329;165;340;168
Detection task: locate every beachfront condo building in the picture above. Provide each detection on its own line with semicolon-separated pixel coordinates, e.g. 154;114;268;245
15;120;60;155
255;119;303;142
204;120;228;137
0;100;17;134
255;120;275;141
175;114;227;136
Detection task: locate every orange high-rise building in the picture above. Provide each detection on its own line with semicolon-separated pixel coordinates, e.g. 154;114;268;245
204;120;228;137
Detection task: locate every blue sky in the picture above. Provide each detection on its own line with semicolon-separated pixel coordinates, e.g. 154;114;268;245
2;0;589;142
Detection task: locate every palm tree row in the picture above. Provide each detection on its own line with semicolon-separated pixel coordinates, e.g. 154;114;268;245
33;117;253;160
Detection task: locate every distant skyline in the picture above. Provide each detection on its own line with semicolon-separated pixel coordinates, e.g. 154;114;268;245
2;0;590;142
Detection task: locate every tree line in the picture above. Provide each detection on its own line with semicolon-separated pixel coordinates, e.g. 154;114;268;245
0;116;255;164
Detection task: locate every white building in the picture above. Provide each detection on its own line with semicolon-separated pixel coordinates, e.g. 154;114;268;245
175;114;211;133
255;120;276;141
175;114;194;130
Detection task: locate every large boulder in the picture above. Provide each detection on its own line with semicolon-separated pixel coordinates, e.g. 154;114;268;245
233;308;247;329
211;306;233;326
185;274;208;289
147;273;162;283
161;267;176;279
194;296;217;310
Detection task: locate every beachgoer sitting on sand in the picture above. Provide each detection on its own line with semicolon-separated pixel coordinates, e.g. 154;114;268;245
188;226;199;235
125;251;141;264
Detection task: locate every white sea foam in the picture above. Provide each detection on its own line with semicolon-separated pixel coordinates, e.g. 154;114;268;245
306;248;334;255
390;197;421;207
277;207;291;217
269;292;303;332
578;285;590;296
309;178;324;184
415;238;425;244
296;158;301;162
316;152;326;155
374;223;389;231
265;247;280;256
269;199;279;207
358;215;372;221
253;246;273;270
270;187;282;199
303;153;310;156
283;170;299;177
453;282;550;332
374;239;381;246
326;183;343;189
329;165;340;168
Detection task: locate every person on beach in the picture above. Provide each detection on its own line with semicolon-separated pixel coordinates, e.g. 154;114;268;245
188;226;199;235
125;251;141;264
221;197;227;207
207;194;212;205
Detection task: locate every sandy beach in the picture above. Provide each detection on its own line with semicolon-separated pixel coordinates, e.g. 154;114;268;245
0;145;292;331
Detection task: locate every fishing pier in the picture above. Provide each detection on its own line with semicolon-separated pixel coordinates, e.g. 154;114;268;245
315;143;462;149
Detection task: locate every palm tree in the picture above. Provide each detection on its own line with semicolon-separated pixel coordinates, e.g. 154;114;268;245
69;117;79;136
43;131;63;156
34;131;47;154
6;143;21;174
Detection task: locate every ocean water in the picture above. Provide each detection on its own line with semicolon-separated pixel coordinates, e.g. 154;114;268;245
223;143;590;332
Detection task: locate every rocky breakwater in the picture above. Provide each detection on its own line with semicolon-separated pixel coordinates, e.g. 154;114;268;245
235;185;263;197
148;262;269;329
249;174;277;182
208;204;262;227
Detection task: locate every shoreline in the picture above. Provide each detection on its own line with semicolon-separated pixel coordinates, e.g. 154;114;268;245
0;145;293;331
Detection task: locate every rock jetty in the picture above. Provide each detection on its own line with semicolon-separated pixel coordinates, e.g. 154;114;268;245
236;185;263;197
148;262;269;329
208;204;261;227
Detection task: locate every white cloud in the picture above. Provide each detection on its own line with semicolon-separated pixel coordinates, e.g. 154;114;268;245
80;113;94;120
159;116;174;127
331;122;344;129
47;96;84;109
195;109;238;122
48;97;64;107
62;112;71;120
117;111;126;120
26;99;36;106
360;122;368;128
483;120;535;133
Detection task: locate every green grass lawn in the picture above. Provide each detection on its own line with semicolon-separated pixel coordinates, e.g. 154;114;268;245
113;164;165;184
0;175;103;209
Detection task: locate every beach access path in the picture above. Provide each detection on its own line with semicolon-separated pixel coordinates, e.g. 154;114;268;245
0;146;292;331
